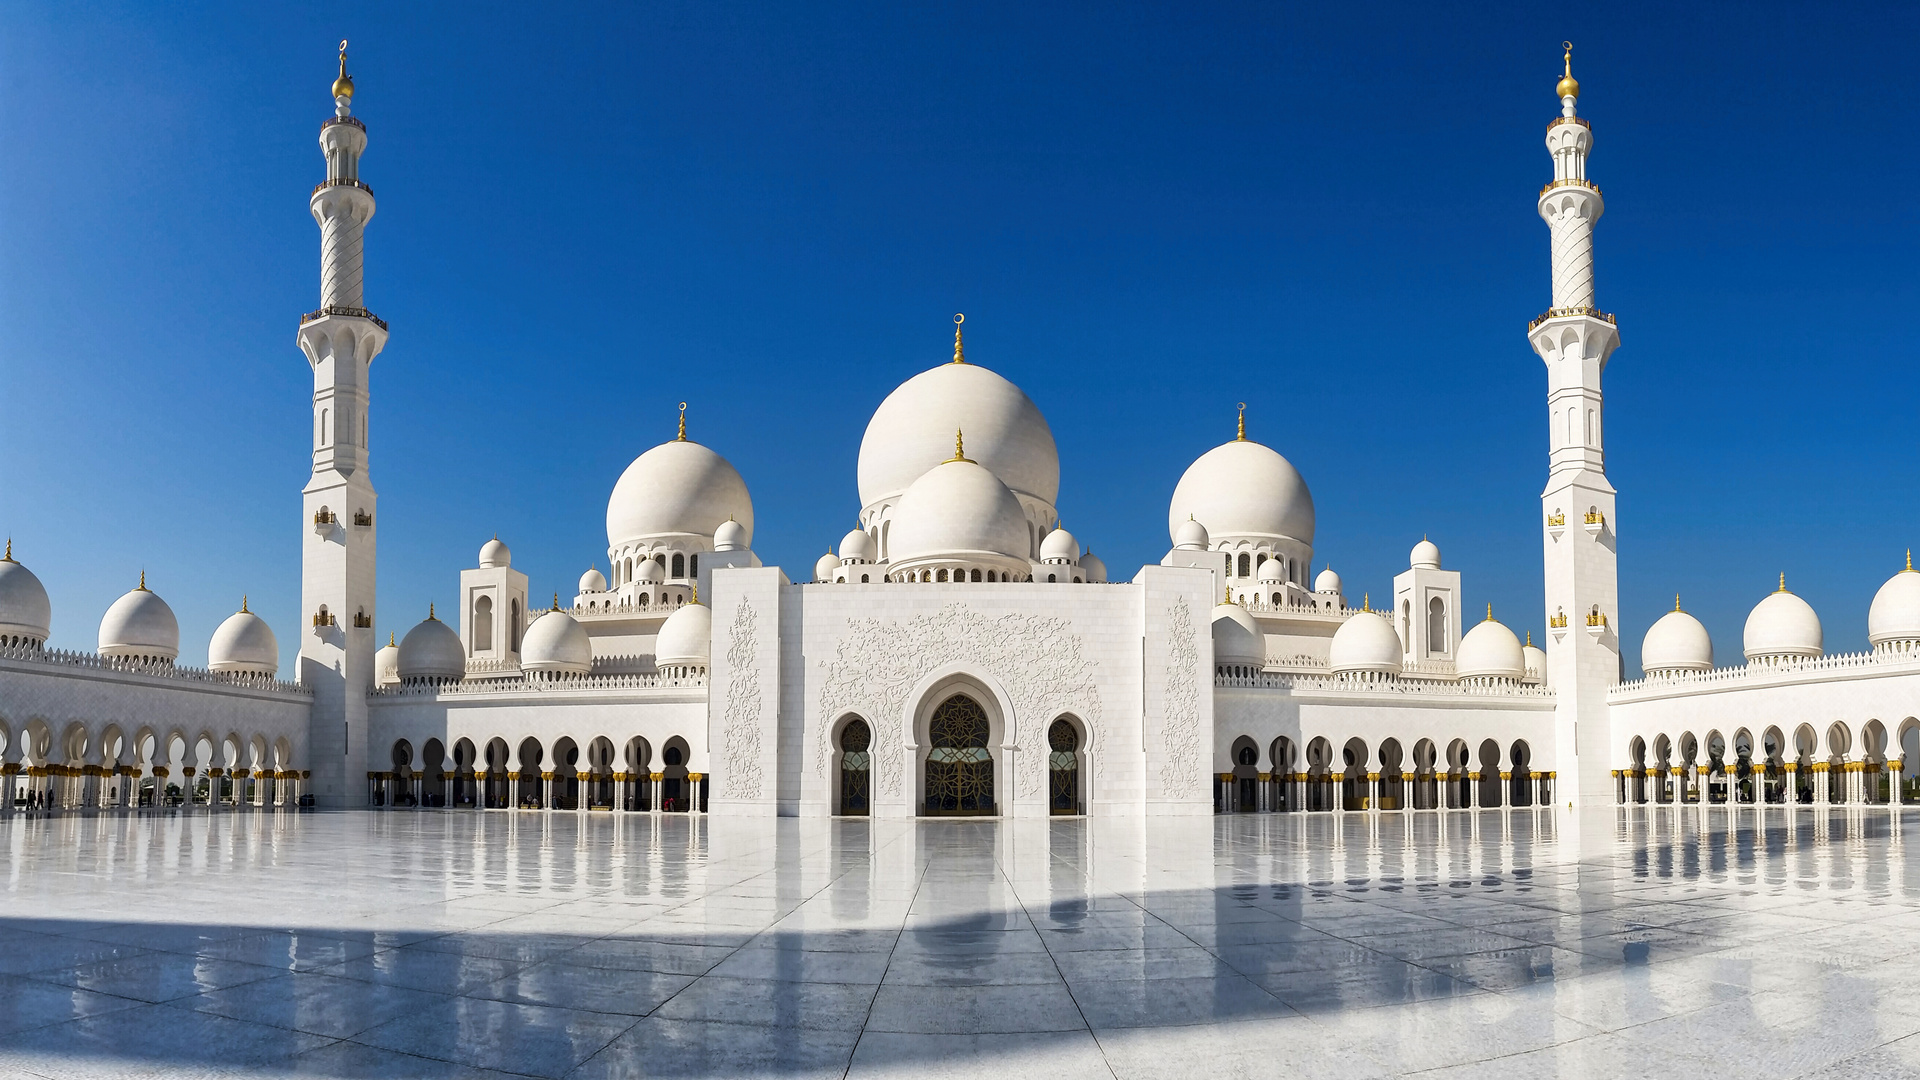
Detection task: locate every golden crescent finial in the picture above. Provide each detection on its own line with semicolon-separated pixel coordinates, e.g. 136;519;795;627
951;314;966;364
1236;403;1247;441
1556;41;1579;100
333;40;355;100
677;402;687;441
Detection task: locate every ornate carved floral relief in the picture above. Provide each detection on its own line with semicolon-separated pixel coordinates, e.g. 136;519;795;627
1158;596;1201;799
720;597;763;800
816;604;1101;801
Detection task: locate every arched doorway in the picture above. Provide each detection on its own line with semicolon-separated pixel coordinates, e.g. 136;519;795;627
516;738;544;808
1377;739;1405;811
923;694;994;816
551;738;580;809
1476;739;1502;808
1445;739;1470;809
484;738;510;808
1509;740;1533;806
1305;737;1334;812
661;742;690;812
1048;719;1081;816
421;738;447;807
1227;737;1258;813
1341;738;1370;811
1269;737;1297;813
838;719;871;816
1411;739;1438;810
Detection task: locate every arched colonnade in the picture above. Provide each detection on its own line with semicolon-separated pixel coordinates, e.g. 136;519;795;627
0;715;305;811
1218;734;1550;813
372;733;706;812
1618;716;1920;806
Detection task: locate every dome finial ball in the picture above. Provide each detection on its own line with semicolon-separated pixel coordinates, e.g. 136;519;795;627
1556;41;1579;100
951;313;966;365
332;39;354;100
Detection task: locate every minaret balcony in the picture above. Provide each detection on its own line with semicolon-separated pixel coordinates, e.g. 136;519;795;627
320;115;365;134
1528;306;1615;331
1583;510;1606;536
353;510;373;527
1538;177;1601;197
1545;115;1590;133
313;176;375;198
301;305;388;332
1546;511;1566;540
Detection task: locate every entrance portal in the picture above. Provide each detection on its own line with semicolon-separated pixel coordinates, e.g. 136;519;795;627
839;719;871;816
924;695;994;816
1048;719;1080;815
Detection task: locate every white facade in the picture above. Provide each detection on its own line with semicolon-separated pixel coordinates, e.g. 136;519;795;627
6;47;1910;820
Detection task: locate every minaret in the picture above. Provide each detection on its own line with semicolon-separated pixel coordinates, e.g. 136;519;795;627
1531;43;1620;807
299;41;387;808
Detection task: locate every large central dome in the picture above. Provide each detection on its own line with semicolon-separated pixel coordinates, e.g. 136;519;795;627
857;363;1059;510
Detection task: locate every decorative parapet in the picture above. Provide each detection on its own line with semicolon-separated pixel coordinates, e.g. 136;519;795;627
371;669;707;697
1215;669;1553;700
0;643;309;696
300;305;388;332
1538;177;1601;197
1612;648;1920;702
1528;305;1615;330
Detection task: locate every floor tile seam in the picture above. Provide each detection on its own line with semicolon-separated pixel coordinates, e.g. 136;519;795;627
833;858;933;1080
1008;857;1164;1070
334;1033;585;1080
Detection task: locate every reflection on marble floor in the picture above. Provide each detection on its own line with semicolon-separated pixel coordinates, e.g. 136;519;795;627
0;808;1916;1078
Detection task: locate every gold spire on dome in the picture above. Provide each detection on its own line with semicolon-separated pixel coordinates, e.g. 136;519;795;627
692;582;700;604
1675;593;1683;612
1778;572;1787;592
1;539;10;562
553;593;560;610
333;39;354;100
1526;630;1533;646
1223;585;1234;605
677;402;687;441
1236;403;1247;441
1485;603;1493;621
241;596;250;614
387;632;396;647
1907;549;1914;573
951;314;966;364
1362;592;1371;612
1556;41;1579;100
948;429;971;463
138;570;147;592
428;602;437;620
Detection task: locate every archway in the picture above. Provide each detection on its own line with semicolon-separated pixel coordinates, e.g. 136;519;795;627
1227;736;1259;813
1341;737;1370;811
1627;737;1647;804
1509;741;1533;807
551;738;580;809
923;694;995;816
1761;727;1785;804
1678;732;1700;803
388;740;414;808
1377;739;1405;811
660;739;690;812
626;737;653;810
1863;720;1889;804
483;738;510;808
1444;738;1470;809
1731;729;1755;804
1652;734;1673;804
1411;738;1438;810
452;738;477;808
515;738;544;808
1476;739;1502;808
1901;720;1920;804
1269;737;1297;813
1305;737;1333;812
1705;730;1728;804
837;718;871;816
1827;723;1852;804
587;737;616;809
1048;718;1083;816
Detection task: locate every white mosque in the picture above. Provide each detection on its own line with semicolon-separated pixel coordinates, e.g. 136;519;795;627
2;45;1917;817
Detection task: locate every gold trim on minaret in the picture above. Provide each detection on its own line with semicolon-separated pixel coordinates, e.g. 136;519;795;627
677;402;687;441
333;39;354;100
948;429;971;463
1236;403;1247;441
951;314;966;364
241;596;250;614
1556;41;1579;100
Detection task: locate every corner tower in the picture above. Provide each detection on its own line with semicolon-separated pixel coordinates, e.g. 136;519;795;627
1530;44;1620;806
299;41;387;807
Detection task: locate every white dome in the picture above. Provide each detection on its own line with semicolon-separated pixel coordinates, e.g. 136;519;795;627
858;362;1059;510
1522;642;1547;682
98;581;179;661
1168;439;1314;547
1172;517;1210;551
521;610;592;675
888;459;1030;564
578;566;608;594
1642;607;1713;674
478;538;511;569
1257;558;1286;583
655;602;712;668
1410;539;1441;570
1314;567;1342;594
398;612;465;682
1081;550;1108;583
634;557;664;584
1868;564;1920;647
1040;527;1079;563
375;635;401;687
607;439;754;550
0;549;51;644
714;518;749;552
1329;611;1402;675
208;606;278;675
839;529;876;563
814;552;842;582
1456;614;1525;680
1744;581;1823;661
1211;603;1265;668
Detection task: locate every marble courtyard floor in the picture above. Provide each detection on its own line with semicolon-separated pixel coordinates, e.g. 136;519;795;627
0;809;1914;1078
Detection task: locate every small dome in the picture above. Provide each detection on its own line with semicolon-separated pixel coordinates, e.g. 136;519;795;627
98;579;179;662
0;547;52;644
858;362;1060;510
1456;613;1525;680
1329;611;1402;675
814;551;842;582
1172;518;1210;551
374;634;401;687
607;439;754;551
634;558;664;584
839;529;876;563
1080;550;1108;583
1744;578;1822;661
1522;641;1547;682
1211;602;1265;668
478;538;511;569
714;518;749;552
398;611;465;682
1040;527;1079;564
1868;560;1920;647
578;566;608;594
1410;539;1441;570
1314;567;1342;594
521;610;592;675
655;601;712;669
1169;438;1315;546
888;458;1030;564
1257;558;1286;583
1642;606;1712;674
208;605;278;676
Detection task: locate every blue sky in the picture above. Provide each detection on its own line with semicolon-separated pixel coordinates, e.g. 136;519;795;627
2;1;1915;676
